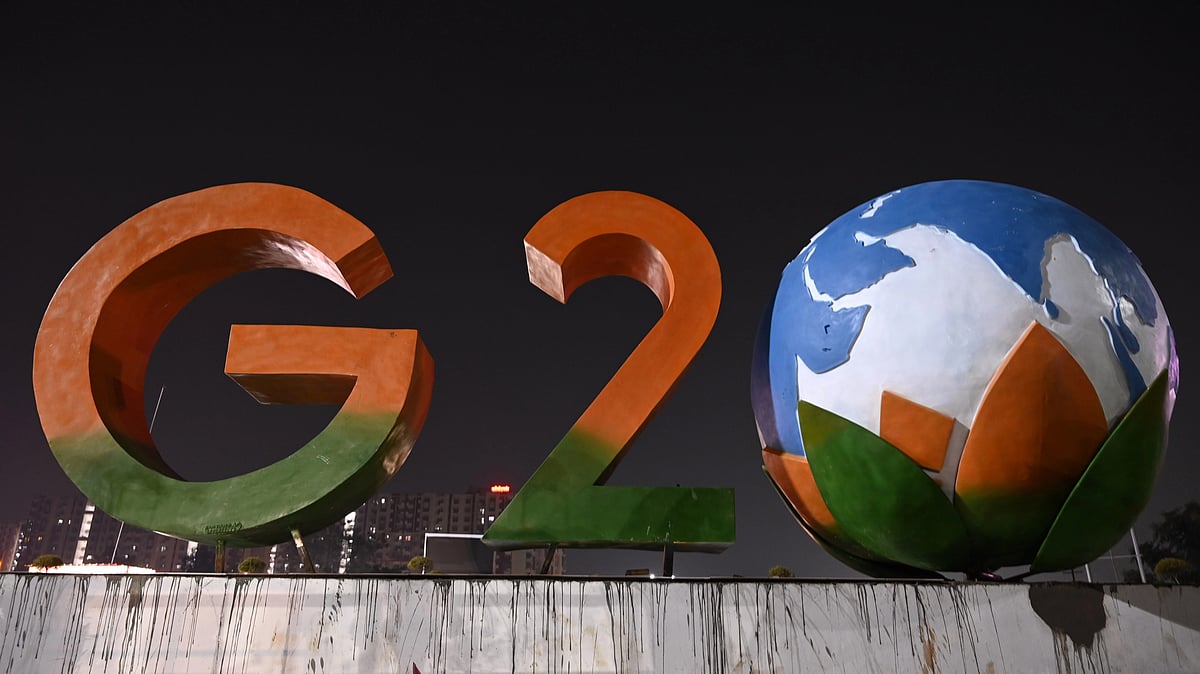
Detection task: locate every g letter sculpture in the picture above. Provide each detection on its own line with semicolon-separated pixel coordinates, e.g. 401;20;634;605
33;183;433;548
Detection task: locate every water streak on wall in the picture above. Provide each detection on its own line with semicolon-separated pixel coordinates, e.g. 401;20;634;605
0;573;1196;673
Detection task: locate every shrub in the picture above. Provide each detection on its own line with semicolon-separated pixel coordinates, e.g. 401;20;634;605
407;555;434;574
237;556;268;574
768;564;793;578
30;554;65;570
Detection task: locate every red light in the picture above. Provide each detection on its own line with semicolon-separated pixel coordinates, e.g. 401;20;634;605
490;484;511;493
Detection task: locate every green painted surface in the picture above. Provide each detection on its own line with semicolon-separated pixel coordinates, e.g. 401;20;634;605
759;463;883;562
953;488;1076;570
763;467;943;580
799;401;970;572
52;409;416;547
1032;370;1170;572
483;427;735;551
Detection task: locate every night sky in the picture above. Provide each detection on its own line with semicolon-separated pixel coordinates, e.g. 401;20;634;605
3;5;1196;578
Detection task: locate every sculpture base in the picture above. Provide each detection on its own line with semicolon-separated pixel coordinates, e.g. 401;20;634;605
0;573;1196;673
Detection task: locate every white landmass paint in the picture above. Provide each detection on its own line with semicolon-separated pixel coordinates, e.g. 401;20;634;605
796;224;1171;446
859;191;900;219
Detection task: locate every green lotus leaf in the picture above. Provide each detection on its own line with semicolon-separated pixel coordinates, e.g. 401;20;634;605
1031;369;1171;573
763;467;945;580
800;400;970;571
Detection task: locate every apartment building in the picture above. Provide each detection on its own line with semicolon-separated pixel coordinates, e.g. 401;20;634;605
6;487;564;575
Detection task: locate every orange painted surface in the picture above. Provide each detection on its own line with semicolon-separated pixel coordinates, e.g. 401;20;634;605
523;191;721;484
879;390;954;471
225;325;431;413
762;448;838;534
33;183;391;475
225;324;433;477
955;321;1108;497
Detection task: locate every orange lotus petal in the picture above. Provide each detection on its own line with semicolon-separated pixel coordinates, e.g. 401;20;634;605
954;321;1109;564
880;390;954;471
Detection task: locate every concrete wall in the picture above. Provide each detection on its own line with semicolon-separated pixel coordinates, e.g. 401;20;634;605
0;573;1196;673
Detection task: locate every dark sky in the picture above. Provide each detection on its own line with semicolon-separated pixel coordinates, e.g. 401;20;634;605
3;5;1196;578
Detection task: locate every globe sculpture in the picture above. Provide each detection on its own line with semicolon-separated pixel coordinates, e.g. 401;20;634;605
752;180;1178;579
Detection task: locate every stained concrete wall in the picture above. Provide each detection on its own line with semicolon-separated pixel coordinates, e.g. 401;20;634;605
0;573;1196;673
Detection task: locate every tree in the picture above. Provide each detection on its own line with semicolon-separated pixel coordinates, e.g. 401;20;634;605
30;554;65;570
768;564;793;578
408;555;435;574
1135;501;1200;583
237;556;268;574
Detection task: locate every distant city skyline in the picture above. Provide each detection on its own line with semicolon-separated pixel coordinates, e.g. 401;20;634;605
5;486;563;577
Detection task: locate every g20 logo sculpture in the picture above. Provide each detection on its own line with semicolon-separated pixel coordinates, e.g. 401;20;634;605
32;183;736;552
34;180;1176;578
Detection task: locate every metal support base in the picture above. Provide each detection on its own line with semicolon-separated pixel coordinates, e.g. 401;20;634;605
539;545;558;575
292;529;315;573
